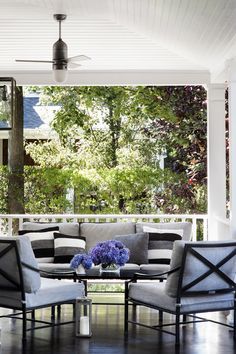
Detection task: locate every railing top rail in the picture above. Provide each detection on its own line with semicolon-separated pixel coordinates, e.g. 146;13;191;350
0;213;209;219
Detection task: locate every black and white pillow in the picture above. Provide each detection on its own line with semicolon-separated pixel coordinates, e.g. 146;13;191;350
143;226;183;264
18;226;59;263
54;232;86;264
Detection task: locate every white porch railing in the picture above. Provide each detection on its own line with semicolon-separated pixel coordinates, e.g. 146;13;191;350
0;214;208;241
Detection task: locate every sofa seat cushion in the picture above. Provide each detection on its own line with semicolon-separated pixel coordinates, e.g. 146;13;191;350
81;222;136;251
114;233;149;264
0;278;84;309
129;282;234;314
22;222;80;236
140;263;170;275
54;233;86;263
38;263;72;273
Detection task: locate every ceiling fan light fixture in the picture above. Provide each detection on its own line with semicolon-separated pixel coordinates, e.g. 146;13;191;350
15;13;91;84
53;69;68;83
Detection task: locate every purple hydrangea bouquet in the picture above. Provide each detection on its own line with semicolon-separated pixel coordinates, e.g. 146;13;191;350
70;253;93;272
89;240;130;270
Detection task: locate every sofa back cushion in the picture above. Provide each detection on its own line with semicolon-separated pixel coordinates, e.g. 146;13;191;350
19;227;59;263
54;232;86;263
81;222;136;251
113;233;149;264
143;226;182;264
22;222;80;236
136;222;192;241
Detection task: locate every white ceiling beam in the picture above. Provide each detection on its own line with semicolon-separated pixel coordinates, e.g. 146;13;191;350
0;70;210;86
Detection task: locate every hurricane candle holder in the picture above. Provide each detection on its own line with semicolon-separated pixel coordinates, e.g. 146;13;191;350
75;297;92;337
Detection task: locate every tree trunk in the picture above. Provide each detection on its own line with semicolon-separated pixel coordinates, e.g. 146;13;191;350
8;86;24;220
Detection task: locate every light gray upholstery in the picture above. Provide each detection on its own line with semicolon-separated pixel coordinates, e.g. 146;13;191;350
22;222;80;236
20;221;193;277
0;236;84;341
140;263;170;273
129;282;234;313
136;222;192;241
165;240;236;297
0;278;84;309
39;262;72;272
126;240;236;345
0;237;84;310
80;222;136;251
113;233;149;264
0;236;41;293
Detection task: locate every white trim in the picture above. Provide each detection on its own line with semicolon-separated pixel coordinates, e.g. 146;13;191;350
0;70;211;86
207;84;227;240
0;129;57;140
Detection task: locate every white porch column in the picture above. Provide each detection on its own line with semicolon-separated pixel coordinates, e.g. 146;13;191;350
207;84;227;240
228;59;236;239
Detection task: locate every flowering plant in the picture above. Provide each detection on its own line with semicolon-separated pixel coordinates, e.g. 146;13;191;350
89;240;130;267
70;253;93;270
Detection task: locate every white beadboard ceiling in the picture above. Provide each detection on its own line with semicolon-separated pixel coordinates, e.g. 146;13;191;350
0;0;235;84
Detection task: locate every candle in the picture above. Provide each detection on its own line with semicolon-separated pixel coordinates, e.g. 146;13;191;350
80;316;90;335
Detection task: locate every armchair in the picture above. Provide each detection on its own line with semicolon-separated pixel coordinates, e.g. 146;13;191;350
0;236;84;341
125;240;236;346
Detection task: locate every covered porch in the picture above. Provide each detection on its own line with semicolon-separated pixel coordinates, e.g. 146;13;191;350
0;0;234;242
0;0;236;352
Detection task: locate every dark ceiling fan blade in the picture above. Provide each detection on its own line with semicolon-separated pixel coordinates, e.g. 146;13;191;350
67;55;91;63
15;59;53;63
68;62;82;69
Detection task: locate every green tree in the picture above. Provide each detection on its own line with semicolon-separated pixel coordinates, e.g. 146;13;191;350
24;85;207;214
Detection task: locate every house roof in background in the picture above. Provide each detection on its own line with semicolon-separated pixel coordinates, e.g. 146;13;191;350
0;94;59;139
23;96;44;129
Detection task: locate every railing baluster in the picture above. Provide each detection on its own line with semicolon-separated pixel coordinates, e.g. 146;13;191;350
192;218;197;241
19;217;23;230
203;218;208;241
8;217;12;236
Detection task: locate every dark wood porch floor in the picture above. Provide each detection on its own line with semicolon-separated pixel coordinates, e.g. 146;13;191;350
0;294;235;354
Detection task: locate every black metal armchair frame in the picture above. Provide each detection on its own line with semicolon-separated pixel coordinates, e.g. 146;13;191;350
0;239;79;342
125;242;236;346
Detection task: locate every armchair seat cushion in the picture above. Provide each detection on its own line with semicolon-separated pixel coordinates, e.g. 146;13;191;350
129;282;234;314
0;278;84;310
26;278;84;308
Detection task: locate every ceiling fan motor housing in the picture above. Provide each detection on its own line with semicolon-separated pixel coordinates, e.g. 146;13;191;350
53;39;68;70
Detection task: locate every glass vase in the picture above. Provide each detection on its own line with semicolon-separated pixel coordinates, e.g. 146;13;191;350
76;264;86;275
99;263;120;276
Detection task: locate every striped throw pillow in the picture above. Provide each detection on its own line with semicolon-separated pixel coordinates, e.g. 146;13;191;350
18;226;59;263
143;226;183;264
54;233;86;263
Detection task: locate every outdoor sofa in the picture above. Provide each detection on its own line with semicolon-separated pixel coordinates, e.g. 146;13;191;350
18;221;192;277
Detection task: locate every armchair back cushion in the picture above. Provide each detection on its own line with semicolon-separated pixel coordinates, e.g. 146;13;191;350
165;240;236;298
0;236;41;294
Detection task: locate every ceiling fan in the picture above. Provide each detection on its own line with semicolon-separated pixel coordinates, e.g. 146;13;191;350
15;14;91;83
